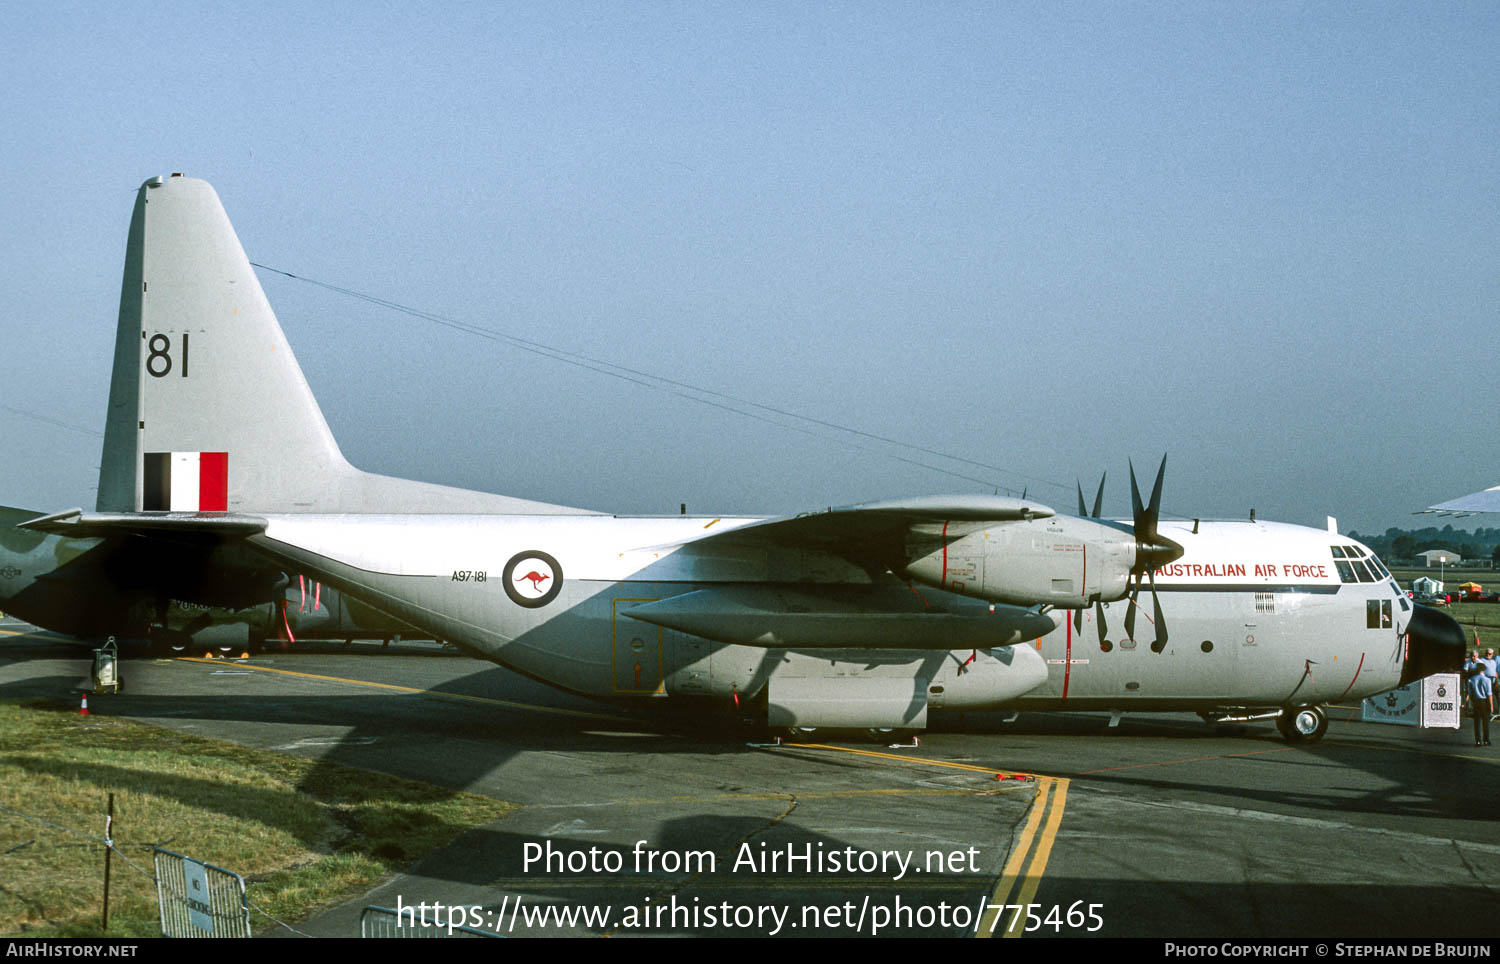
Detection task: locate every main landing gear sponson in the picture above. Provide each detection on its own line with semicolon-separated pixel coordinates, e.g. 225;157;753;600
1275;705;1329;744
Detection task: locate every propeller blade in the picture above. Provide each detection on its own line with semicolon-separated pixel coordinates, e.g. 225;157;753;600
1124;455;1183;651
1077;480;1088;518
1128;454;1185;596
1129;459;1145;523
1092;473;1106;519
1125;573;1140;640
1145;454;1166;536
1095;600;1107;644
1149;568;1168;652
1073;607;1083;634
1129;456;1166;538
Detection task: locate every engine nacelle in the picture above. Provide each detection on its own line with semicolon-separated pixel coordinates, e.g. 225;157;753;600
903;515;1134;609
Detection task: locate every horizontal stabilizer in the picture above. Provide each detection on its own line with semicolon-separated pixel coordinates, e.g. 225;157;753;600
20;508;268;538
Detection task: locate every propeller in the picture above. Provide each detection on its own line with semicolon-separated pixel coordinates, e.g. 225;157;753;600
1074;474;1109;643
1124;455;1185;652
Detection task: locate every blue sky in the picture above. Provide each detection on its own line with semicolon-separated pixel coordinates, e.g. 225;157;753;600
3;2;1497;534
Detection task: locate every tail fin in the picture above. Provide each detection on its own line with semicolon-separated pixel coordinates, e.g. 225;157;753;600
97;174;588;515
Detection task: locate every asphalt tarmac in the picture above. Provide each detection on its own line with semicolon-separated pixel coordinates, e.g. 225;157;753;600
3;620;1497;939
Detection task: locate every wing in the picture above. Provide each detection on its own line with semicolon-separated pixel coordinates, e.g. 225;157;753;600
1419;485;1500;518
648;494;1055;572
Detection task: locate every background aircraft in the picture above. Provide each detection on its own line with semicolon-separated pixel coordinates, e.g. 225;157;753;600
4;175;1467;741
0;512;422;654
1419;484;1500;519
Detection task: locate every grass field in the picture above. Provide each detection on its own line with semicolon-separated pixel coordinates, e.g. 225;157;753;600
1391;567;1500;648
0;699;513;938
1427;604;1500;650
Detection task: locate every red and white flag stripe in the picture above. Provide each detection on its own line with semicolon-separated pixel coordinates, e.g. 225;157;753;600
144;451;228;511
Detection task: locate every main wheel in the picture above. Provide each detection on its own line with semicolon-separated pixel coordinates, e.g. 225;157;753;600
1277;705;1328;744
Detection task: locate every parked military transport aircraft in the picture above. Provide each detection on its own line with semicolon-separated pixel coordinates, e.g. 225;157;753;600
0;175;1467;742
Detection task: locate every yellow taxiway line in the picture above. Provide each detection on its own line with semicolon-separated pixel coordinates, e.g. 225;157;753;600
786;742;1070;939
981;775;1070;939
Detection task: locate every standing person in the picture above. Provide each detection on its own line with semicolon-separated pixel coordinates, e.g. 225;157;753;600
1463;649;1480;716
1466;657;1492;746
1483;646;1499;720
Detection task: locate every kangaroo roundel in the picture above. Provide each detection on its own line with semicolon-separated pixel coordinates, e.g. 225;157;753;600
503;551;563;608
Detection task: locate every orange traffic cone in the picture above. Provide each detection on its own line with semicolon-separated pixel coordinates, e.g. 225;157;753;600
79;694;89;716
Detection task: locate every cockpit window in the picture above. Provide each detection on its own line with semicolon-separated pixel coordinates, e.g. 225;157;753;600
1331;547;1388;584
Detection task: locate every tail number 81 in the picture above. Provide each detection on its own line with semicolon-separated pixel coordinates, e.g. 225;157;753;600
145;332;190;378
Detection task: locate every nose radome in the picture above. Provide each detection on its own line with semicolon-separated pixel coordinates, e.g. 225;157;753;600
1400;604;1468;686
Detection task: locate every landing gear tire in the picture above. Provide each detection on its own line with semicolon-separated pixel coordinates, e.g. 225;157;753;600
1277;705;1328;744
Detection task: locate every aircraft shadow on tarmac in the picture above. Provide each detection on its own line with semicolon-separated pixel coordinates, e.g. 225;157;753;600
6;635;1498;940
4;637;1495;828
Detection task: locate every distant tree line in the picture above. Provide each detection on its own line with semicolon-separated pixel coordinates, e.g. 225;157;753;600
1345;525;1500;566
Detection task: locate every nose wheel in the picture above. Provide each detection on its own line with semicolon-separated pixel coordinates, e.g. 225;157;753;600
1276;705;1328;744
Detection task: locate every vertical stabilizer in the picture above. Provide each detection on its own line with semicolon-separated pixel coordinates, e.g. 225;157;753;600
96;174;591;515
